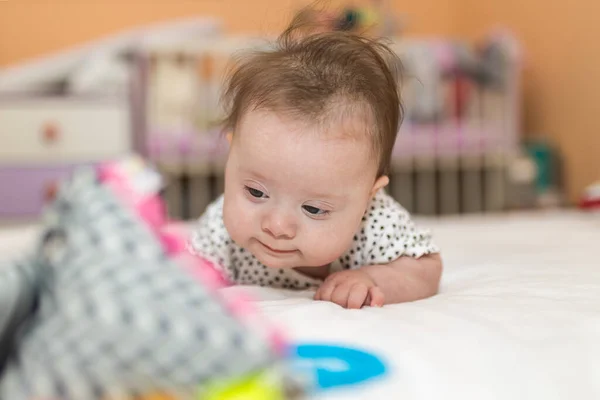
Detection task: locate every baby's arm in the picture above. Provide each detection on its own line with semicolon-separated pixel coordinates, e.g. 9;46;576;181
366;253;442;304
314;192;442;308
314;254;442;308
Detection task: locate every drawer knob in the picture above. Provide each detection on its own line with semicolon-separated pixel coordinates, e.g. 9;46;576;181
42;122;60;144
44;181;58;202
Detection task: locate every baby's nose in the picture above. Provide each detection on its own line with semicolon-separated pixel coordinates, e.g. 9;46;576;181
261;210;297;239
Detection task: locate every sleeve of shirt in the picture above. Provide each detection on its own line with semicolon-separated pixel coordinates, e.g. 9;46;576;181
187;196;237;282
359;190;440;266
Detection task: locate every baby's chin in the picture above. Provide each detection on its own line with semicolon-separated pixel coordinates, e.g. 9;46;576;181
252;250;335;271
251;251;301;269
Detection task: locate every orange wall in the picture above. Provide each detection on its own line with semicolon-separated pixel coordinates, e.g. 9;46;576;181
0;0;457;67
459;1;600;203
2;0;597;202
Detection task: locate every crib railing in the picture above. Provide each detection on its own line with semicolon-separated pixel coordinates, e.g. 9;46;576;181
132;33;522;220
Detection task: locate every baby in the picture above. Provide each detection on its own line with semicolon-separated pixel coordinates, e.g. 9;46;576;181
189;16;443;309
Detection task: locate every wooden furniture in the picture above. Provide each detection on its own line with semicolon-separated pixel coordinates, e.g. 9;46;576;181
0;94;132;219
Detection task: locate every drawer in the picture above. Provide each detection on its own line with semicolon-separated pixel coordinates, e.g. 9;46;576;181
0;98;131;165
0;165;88;217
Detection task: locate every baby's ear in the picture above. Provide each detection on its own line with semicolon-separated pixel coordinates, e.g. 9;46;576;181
225;132;233;145
371;175;389;197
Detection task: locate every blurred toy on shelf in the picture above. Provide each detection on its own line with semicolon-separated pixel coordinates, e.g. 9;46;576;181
579;180;600;211
290;0;403;38
524;139;563;208
505;148;539;210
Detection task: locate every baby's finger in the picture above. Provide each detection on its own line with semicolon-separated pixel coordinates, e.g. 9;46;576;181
315;280;337;302
368;286;385;307
313;286;321;301
347;284;369;309
331;283;352;308
314;285;324;301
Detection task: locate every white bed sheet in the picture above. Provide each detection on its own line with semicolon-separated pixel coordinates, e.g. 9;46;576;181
1;211;599;400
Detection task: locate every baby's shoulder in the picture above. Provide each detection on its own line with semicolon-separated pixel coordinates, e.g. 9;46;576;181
193;195;228;237
356;189;415;240
364;189;411;222
189;195;233;267
202;194;225;219
337;189;437;268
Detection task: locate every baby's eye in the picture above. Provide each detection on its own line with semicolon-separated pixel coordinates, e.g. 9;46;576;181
302;205;328;215
245;186;266;198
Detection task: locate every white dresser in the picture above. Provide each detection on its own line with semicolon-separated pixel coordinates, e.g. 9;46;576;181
0;95;132;218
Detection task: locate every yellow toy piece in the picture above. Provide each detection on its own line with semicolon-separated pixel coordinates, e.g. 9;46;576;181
103;370;287;400
199;371;285;400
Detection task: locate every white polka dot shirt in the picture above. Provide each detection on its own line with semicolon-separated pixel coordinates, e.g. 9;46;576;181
188;190;439;290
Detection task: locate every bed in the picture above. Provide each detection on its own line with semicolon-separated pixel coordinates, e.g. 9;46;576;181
1;210;599;400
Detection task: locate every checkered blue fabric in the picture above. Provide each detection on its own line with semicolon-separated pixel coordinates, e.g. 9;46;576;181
0;166;283;400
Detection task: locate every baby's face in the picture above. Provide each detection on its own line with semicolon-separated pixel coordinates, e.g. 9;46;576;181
222;110;384;269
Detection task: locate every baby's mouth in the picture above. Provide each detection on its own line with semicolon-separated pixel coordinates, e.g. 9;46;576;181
258;241;297;255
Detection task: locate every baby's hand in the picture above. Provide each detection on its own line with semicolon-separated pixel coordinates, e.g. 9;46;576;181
314;269;385;309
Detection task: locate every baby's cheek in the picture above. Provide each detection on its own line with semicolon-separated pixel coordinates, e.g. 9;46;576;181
304;224;354;266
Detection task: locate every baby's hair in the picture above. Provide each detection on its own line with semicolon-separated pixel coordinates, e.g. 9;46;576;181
220;5;404;177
